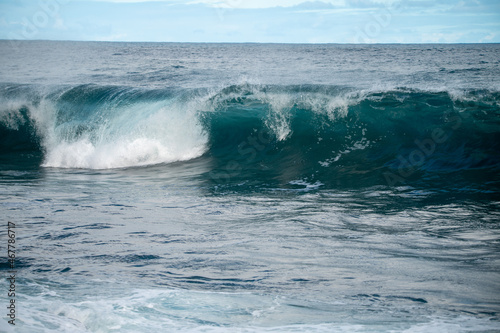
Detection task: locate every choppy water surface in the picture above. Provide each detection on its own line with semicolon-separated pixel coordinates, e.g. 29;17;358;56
1;41;499;332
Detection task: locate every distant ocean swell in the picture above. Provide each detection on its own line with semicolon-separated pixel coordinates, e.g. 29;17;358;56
1;83;499;189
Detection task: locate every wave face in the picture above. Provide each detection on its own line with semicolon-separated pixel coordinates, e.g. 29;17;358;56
0;84;207;169
1;83;499;189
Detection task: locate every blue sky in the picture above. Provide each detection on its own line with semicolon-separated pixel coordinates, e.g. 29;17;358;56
1;0;499;43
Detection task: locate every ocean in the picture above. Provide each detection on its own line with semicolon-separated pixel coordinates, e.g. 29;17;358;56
1;41;499;332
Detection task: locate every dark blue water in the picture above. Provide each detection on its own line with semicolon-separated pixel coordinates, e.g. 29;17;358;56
1;41;500;332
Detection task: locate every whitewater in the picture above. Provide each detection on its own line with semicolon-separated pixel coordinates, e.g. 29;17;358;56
1;41;499;332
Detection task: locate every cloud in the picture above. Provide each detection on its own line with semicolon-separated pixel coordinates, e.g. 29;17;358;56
420;31;464;43
479;32;496;42
0;0;499;43
92;0;347;9
87;0;180;2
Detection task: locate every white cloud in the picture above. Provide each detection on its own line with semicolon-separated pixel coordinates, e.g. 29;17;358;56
86;0;403;5
479;32;496;42
53;17;67;30
83;0;347;8
420;31;464;43
88;0;178;2
167;0;347;9
87;0;312;5
1;0;499;43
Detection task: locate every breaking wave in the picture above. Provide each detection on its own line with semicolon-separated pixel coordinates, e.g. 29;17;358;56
1;83;499;189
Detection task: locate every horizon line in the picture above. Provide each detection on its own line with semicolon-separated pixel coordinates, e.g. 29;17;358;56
2;39;500;45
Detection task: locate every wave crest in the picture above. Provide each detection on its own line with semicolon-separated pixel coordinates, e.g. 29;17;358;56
1;84;499;189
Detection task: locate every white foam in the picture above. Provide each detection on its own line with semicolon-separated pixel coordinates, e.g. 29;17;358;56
394;316;500;333
297;91;361;120
16;287;500;333
261;92;294;141
0;100;30;130
289;180;324;191
42;137;206;169
260;89;364;140
319;136;371;167
38;99;208;169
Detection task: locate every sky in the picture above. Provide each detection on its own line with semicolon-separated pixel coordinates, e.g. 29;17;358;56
0;0;499;43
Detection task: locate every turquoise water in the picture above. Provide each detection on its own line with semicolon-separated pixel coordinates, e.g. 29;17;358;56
1;41;499;332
